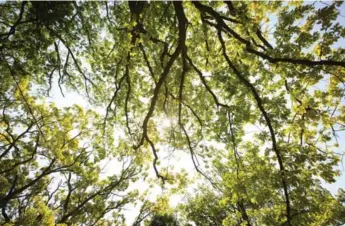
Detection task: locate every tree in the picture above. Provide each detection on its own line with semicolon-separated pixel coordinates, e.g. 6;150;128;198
148;214;179;226
180;187;228;226
0;71;141;225
1;1;345;225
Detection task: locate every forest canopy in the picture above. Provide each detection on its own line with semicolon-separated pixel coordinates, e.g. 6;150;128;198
1;1;345;225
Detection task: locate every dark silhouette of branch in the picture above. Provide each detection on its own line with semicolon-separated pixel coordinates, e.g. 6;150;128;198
140;43;157;84
103;63;126;134
187;55;231;109
184;102;203;128
132;200;152;226
146;137;167;182
91;200;128;226
124;52;133;136
135;2;187;151
0;135;39;174
3;58;47;142
133;2;188;183
45;26;97;100
10;158;56;198
0;2;27;42
217;29;292;226
256;28;273;49
0;123;34;160
227;111;251;226
193;1;345;69
58;163;137;224
53;41;65;97
46;179;62;206
224;1;236;16
62;172;75;215
178;47;223;189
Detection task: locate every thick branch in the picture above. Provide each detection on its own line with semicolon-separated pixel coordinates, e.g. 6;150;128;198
0;2;27;42
218;30;292;225
0;123;33;160
45;26;97;99
187;55;231;109
193;1;345;69
135;1;187;149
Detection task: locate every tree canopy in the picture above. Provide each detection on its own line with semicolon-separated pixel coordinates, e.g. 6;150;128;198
1;1;345;226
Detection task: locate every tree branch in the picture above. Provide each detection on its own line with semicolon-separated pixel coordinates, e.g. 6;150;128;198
217;29;292;226
194;1;345;69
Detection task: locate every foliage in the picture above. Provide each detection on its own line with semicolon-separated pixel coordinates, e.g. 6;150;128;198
180;187;228;226
146;214;179;226
1;1;345;225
